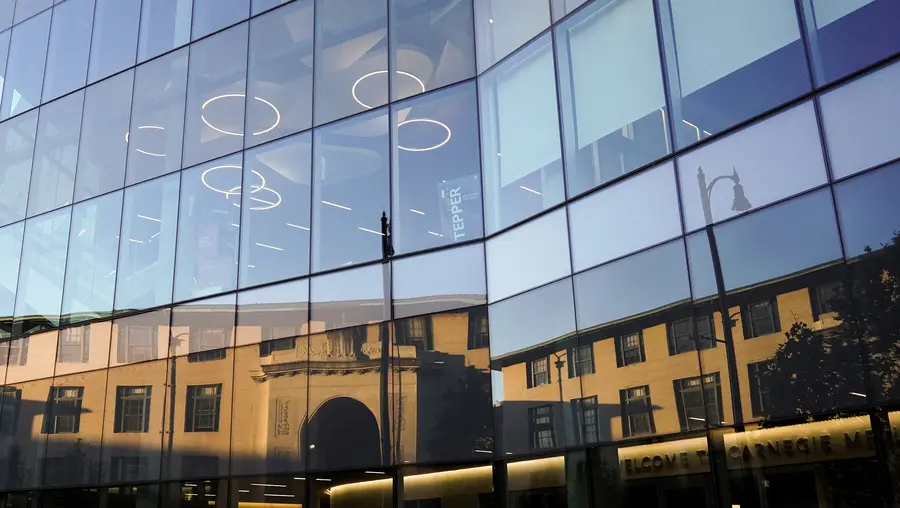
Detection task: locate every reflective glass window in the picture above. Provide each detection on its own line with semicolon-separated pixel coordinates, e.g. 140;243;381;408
0;30;9;111
0;222;24;336
1;11;50;119
170;293;236;357
569;162;680;272
835;162;900;259
192;0;249;40
173;154;242;302
240;132;311;288
13;0;52;23
236;278;308;346
54;322;112;375
27;90;83;217
480;34;563;233
486;208;571;303
61;192;122;324
88;0;141;83
246;0;313;147
393;243;487;319
115;174;180;312
309;264;387;332
678;102;826;232
489;278;576;358
126;48;189;186
73;70;134;203
556;0;669;196
713;189;842;292
820;61;900;180
474;0;550;72
0;110;38;226
684;231;717;301
311;108;389;271
182;22;248;168
390;0;476;101
313;0;388;125
138;0;192;62
658;0;810;148
807;0;900;85
252;0;291;15
42;0;93;102
551;0;587;20
231;476;307;503
14;208;71;334
393;82;482;254
110;308;171;367
574;239;691;331
0;0;12;29
161;480;229;507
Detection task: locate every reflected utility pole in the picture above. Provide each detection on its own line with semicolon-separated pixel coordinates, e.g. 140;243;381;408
379;212;393;467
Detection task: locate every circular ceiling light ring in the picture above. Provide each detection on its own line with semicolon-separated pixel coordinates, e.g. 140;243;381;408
201;164;245;198
351;70;425;110
201;94;281;137
124;125;167;157
397;118;452;152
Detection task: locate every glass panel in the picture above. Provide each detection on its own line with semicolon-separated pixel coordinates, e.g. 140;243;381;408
161;353;234;480
239;132;311;288
551;0;587;20
0;109;38;227
402;464;496;506
126;48;189;186
474;0;550;72
820;61;900;180
835;162;900;259
311;108;389;272
1;11;50;119
114;174;180;313
313;0;388;125
60;192;122;324
170;293;236;357
0;0;12;29
0;222;24;337
236;279;309;346
392;243;486;319
486;208;571;303
489;279;575;359
0;29;8;112
105;485;160;507
5;330;58;383
13;0;52;24
568;162;681;272
54;322;111;376
508;456;573;506
173;154;242;302
309;470;392;507
88;0;141;83
677;102;827;232
309;264;386;332
41;0;93;102
556;0;669;197
659;0;810;148
807;0;900;85
230;342;308;475
73;70;134;202
161;479;228;507
390;0;475;101
480;34;564;233
42;369;106;487
245;0;314;147
684;231;718;301
252;0;291;15
392;82;483;254
14;208;71;334
137;0;192;62
182;22;248;168
27;90;83;217
110;308;171;367
192;0;249;40
574;239;691;331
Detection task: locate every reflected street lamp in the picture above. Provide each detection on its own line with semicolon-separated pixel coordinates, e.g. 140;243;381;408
697;166;752;226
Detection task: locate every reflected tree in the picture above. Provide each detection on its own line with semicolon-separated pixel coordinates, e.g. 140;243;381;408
425;368;493;458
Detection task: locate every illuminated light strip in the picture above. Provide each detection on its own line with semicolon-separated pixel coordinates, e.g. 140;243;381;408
352;70;424;110
78;229;86;236
358;227;384;236
128;238;145;244
427;231;442;237
365;471;385;475
255;242;284;251
250;483;287;488
409;208;425;215
397;118;452;152
286;223;310;231
201;94;281;137
264;494;295;498
321;200;351;211
124;125;167;157
519;185;542;196
137;214;161;222
238;490;250;493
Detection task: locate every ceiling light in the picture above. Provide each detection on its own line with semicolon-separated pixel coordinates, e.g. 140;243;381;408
689;417;706;422
315;478;331;482
137;214;161;222
293;478;305;481
286;222;310;231
264;494;295;498
321;200;351;211
352;70;424;110
128;238;144;244
150;232;160;239
124;125;167;157
77;229;86;236
409;209;425;215
358;226;384;236
231;223;240;228
428;231;442;237
250;483;286;488
519;185;542;196
365;471;385;475
201;94;280;137
849;392;867;398
202;166;281;211
238;490;249;493
489;18;494;23
255;242;284;251
397;118;452;152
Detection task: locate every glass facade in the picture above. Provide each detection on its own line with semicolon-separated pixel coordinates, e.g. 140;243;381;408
0;0;897;506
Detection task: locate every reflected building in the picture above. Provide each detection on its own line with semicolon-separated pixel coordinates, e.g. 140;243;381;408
0;0;900;507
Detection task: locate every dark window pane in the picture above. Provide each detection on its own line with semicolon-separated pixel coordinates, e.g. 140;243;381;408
835;162;900;259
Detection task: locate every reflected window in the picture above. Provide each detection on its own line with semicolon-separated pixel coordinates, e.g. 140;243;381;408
1;11;50;119
528;404;555;450
615;333;644;367
0;387;21;435
556;0;669;196
489;278;576;359
183;22;248;168
0;337;27;366
658;0;810;147
42;0;93;102
396;315;432;350
467;308;490;350
88;0;141;82
113;310;168;365
674;373;722;430
15;208;71;333
311;109;390;271
748;361;773;418
185;384;222;432
126;48;189;186
568;344;594;377
114;386;152;433
310;264;387;331
480;34;564;233
620;385;653;437
742;300;780;339
573;396;598;445
192;0;249;39
313;0;388;125
246;0;313;147
668;316;715;355
258;336;295;357
138;0;192;62
45;386;84;434
236;279;309;346
57;326;90;364
528;357;549;388
0;107;38;227
186;328;229;363
393;243;486;319
812;281;841;320
393;82;483;254
474;0;550;72
27;90;84;217
74;70;134;202
171;293;236;357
